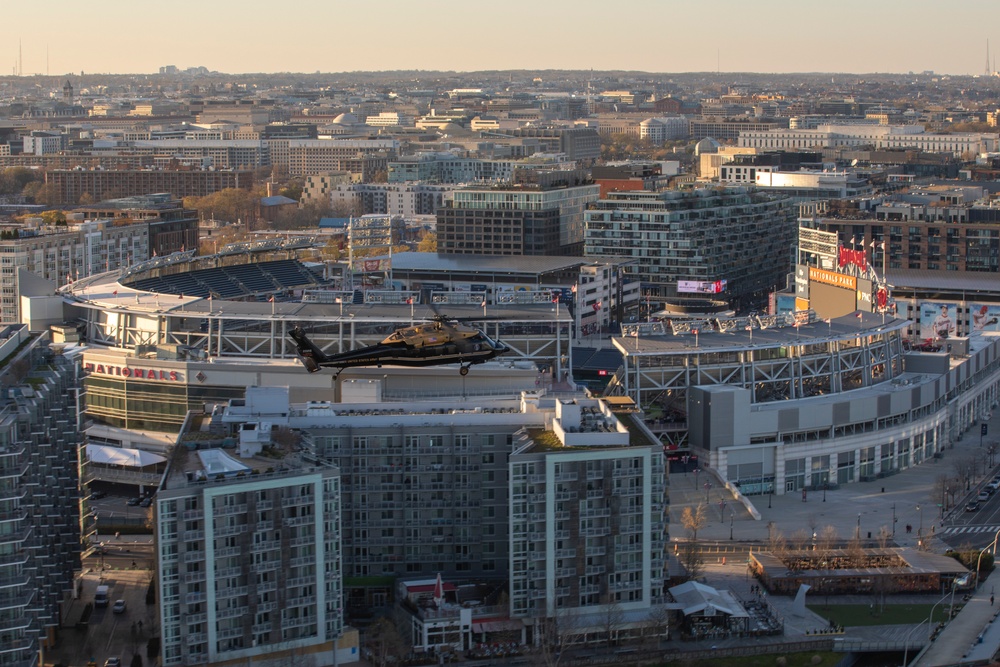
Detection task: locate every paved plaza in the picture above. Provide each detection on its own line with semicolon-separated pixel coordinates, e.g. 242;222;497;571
669;407;1000;665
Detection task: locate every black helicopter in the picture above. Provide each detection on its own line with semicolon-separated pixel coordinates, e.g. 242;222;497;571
289;316;509;376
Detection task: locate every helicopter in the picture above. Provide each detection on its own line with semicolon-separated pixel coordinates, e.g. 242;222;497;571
289;316;509;376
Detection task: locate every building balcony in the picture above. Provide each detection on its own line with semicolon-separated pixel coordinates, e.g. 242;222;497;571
282;495;315;508
216;585;248;599
284;516;315;527
215;607;243;620
214;525;247;537
250;540;281;553
214;503;247;517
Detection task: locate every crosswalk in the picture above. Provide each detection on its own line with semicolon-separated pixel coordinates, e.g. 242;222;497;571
941;525;1000;535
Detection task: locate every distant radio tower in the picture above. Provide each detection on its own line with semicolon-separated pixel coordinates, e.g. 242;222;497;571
988;39;992;76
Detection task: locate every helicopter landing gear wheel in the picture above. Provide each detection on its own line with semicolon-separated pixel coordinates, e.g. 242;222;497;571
459;366;470;376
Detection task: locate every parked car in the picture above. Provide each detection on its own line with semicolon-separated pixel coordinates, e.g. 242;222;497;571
112;599;126;614
966;501;981;512
104;658;121;667
90;490;106;500
139;497;152;508
126;497;141;506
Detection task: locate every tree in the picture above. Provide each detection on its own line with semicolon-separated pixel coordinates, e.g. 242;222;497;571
531;610;579;667
681;504;707;542
184;187;263;227
319;238;342;261
417;230;437;253
22;181;62;206
599;595;625;648
816;525;838;555
790;529;811;552
0;167;42;195
876;525;892;549
678;544;705;581
364;617;406;667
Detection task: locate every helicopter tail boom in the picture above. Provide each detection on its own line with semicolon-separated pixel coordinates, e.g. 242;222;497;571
289;327;327;373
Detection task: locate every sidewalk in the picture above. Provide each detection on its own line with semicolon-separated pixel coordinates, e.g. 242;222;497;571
914;568;1000;666
671;409;1000;550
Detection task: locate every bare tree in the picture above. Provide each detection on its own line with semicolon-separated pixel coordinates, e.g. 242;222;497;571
365;617;406;667
641;605;671;647
599;595;626;648
846;534;865;566
876;525;892;549
816;525;838;555
678;544;706;581
790;529;811;552
933;474;950;514
531;610;580;667
680;504;708;542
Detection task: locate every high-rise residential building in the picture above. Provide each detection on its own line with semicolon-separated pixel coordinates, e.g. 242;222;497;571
509;400;667;643
584;187;796;309
437;173;600;256
0;329;81;665
0;220;146;322
216;387;668;648
324;183;455;217
154;448;343;666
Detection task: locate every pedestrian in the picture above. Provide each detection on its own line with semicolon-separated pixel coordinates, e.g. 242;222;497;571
991;595;995;607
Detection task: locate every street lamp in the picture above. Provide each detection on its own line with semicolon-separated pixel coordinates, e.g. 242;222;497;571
730;510;734;541
917;504;924;539
704;481;712;504
891;503;897;538
856;513;861;540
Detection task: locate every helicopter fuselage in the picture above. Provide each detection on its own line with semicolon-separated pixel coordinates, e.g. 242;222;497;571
289;324;509;375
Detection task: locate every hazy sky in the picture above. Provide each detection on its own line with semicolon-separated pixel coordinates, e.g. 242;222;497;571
6;0;1000;76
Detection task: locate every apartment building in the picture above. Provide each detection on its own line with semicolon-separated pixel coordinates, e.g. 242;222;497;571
286;139;398;178
801;187;1000;272
0;330;81;665
217;388;669;647
326;183;455;217
0;219;147;322
584;187;796;309
437;175;600;256
509;399;667;643
388;153;517;184
129;140;269;169
45;168;255;203
155;447;343;666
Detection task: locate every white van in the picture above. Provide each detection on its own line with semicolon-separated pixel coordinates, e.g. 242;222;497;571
94;585;109;607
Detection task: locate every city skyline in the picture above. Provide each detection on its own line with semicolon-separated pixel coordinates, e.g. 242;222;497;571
6;0;1000;78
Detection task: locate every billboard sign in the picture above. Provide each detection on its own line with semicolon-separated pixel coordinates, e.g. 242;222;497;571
970;303;1000;335
678;280;727;294
919;302;957;340
809;267;856;290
